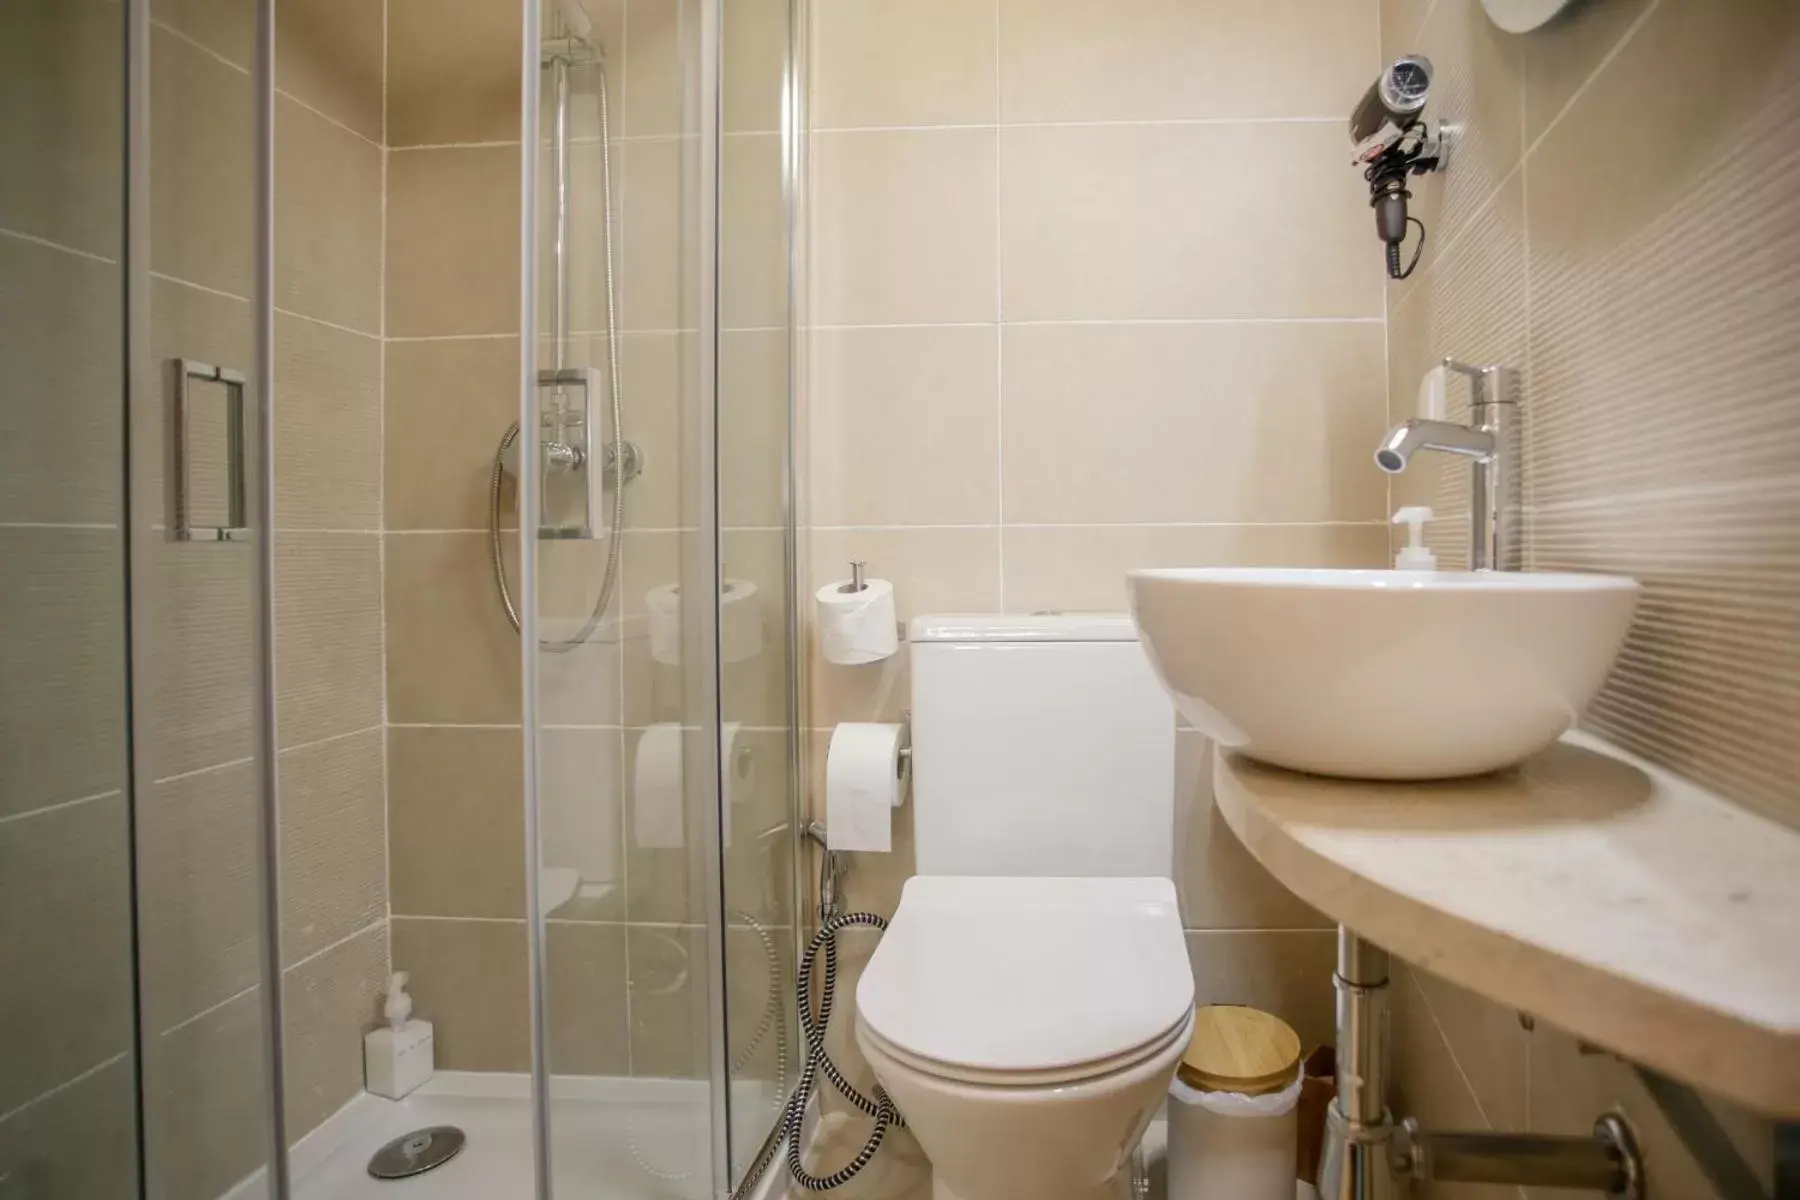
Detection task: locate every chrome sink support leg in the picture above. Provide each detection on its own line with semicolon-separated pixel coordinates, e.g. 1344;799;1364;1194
1319;926;1647;1199
1320;929;1401;1200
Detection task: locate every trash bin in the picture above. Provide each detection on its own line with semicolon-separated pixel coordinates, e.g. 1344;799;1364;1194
1167;1005;1304;1200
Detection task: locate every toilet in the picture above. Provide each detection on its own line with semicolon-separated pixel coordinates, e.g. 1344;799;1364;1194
854;615;1194;1200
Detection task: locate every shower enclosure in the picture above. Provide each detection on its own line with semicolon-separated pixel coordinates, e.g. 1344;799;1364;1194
0;0;803;1196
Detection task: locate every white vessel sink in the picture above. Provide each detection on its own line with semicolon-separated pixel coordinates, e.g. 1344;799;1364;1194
1127;568;1640;780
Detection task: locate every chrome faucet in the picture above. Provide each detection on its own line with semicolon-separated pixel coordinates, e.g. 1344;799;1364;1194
1373;359;1520;571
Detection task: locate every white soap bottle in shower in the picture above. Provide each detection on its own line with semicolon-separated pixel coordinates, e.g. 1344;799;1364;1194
365;972;435;1099
1392;506;1437;572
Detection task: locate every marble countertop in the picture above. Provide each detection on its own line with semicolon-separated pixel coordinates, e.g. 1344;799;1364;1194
1213;731;1800;1118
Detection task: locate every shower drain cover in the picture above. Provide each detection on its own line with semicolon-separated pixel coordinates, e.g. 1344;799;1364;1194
367;1125;467;1180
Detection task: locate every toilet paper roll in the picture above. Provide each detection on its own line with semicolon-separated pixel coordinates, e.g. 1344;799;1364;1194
815;578;899;666
646;580;763;666
632;722;748;849
825;723;906;853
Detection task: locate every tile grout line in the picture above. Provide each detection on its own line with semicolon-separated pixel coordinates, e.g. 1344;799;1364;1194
0;788;124;828
810;116;1346;135
379;0;395;980
1520;0;1664;166
283;914;389;977
0;1052;132;1127
0;225;115;265
616;3;634;1074
993;0;1006;609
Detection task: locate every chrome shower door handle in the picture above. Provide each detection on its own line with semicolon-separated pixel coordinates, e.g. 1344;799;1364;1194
168;357;251;542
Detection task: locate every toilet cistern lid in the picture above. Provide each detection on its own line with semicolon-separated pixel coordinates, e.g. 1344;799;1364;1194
855;876;1195;1073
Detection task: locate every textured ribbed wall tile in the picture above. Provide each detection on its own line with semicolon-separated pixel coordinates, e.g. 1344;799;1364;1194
275;532;383;748
138;762;261;1034
0;795;135;1116
148;989;272;1200
150;26;254;298
0;238;122;526
280;728;386;963
1524;0;1800;829
143;543;255;783
275;0;385;143
0;1053;138;1199
0;529;127;817
275;313;382;530
0;0;124;258
275;96;382;334
283;921;386;1138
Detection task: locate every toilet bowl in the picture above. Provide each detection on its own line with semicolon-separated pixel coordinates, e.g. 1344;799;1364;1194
855;876;1194;1200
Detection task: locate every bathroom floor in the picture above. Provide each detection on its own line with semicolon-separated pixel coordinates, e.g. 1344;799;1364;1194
282;1075;774;1200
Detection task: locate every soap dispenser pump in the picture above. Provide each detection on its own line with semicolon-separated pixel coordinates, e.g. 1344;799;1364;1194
1392;506;1437;572
365;971;434;1099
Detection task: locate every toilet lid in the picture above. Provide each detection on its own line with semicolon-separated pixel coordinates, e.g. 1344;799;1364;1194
855;876;1195;1074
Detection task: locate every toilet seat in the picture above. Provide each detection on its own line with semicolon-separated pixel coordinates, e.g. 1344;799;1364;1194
856;876;1195;1083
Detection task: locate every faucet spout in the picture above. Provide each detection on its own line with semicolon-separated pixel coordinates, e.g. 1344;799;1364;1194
1374;418;1495;473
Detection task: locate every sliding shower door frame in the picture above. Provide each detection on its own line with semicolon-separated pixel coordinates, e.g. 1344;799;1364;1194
123;0;291;1195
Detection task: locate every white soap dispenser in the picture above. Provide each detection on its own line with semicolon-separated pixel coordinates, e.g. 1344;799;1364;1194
1392;506;1437;572
365;971;434;1099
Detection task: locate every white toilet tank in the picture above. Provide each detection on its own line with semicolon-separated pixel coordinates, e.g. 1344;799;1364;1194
908;614;1176;877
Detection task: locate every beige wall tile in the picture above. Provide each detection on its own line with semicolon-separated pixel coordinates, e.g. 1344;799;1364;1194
1380;0;1436;49
723;133;787;330
1521;0;1655;146
720;731;796;924
384;532;523;724
0;529;127;817
143;542;256;781
276;314;382;529
390;917;531;1071
541;729;625;901
282;921;387;1138
720;329;790;530
276;0;385;143
1390;965;1490;1142
1173;733;1331;931
0;1054;137;1200
1184;930;1338;1050
275;532;384;748
389;726;527;919
385;336;521;531
138;763;261;1033
1411;967;1529;1131
388;146;523;338
622;727;709;924
628;924;710;1077
620;137;684;331
1527;1021;1774;1200
0;239;122;525
719;528;792;730
150;25;254;298
388;0;523;147
808;327;999;528
0;0;123;258
275;96;382;334
811;129;999;326
0;796;135;1115
724;0;789;134
153;0;254;66
1001;523;1389;613
1000;122;1380;321
813;0;998;129
623;0;685;138
547;921;631;1075
279;729;386;963
1000;0;1376;123
806;527;1003;726
1003;322;1388;525
148;989;272;1200
726;921;794;1085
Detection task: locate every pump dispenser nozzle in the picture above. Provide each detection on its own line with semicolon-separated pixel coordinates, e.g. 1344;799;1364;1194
384;971;413;1032
1392;506;1437;572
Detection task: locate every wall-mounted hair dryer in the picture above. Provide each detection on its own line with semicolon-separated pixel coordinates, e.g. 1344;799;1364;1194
1349;56;1450;281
